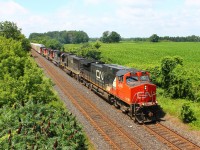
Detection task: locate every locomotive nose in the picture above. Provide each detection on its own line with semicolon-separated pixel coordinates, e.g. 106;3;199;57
134;83;157;104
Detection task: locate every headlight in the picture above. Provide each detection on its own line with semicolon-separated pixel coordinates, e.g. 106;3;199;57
144;85;147;90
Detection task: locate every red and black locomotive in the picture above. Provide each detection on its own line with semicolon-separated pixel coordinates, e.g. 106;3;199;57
31;43;159;123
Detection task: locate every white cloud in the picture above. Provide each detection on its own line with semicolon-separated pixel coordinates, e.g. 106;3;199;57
83;0;102;5
115;0;152;7
185;0;200;7
0;1;27;16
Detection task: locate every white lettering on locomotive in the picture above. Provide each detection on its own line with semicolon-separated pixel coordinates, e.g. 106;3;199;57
96;70;104;81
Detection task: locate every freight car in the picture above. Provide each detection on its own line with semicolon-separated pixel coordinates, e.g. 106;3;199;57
30;43;45;54
31;43;159;123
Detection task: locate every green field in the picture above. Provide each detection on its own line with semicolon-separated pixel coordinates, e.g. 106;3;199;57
99;42;200;72
65;41;200;129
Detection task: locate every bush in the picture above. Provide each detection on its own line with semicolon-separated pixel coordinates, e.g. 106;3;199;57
181;103;196;123
71;43;102;60
147;66;161;86
93;40;101;49
159;56;195;100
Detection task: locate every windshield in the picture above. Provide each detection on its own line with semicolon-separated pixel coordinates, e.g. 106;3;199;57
126;76;138;84
140;75;149;81
126;75;149;85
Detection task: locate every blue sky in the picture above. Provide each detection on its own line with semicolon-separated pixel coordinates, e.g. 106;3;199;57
1;0;200;38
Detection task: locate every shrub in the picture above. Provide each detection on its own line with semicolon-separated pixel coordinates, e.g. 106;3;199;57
94;40;101;49
147;66;161;86
181;103;196;123
160;56;194;100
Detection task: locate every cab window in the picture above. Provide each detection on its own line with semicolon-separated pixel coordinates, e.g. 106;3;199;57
140;75;149;81
126;76;138;84
118;76;123;82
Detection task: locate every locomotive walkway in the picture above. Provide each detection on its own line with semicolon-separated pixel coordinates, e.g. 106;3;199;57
32;50;142;150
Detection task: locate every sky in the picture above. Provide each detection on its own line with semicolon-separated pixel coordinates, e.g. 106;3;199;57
1;0;200;38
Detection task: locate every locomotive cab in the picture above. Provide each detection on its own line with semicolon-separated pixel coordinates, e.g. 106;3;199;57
112;69;158;123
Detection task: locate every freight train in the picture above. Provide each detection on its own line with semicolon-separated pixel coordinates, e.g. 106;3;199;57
31;43;159;123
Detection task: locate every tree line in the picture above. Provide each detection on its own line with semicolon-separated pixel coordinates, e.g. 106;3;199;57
29;30;89;50
29;30;122;50
29;30;89;44
122;34;200;42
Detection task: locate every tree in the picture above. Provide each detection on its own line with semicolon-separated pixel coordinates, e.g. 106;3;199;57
149;34;159;42
160;56;194;99
100;31;121;43
76;43;101;60
109;31;121;43
0;21;24;40
21;38;31;52
46;39;63;50
29;30;89;44
101;31;110;43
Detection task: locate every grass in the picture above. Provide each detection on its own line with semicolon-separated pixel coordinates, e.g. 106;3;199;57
84;133;96;150
158;89;200;130
64;41;200;130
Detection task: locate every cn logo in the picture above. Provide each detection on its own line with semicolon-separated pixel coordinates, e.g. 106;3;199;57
96;70;104;81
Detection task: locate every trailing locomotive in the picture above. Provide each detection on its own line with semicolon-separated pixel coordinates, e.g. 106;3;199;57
31;43;159;123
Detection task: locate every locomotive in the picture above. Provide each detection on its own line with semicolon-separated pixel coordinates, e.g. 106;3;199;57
31;43;159;123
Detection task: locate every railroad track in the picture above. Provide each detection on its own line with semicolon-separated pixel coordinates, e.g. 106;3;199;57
144;123;200;150
32;50;142;150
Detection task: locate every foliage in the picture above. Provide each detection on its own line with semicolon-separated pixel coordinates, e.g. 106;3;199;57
159;56;194;99
21;38;31;52
0;24;87;148
93;40;101;49
0;103;86;149
0;21;24;40
181;103;196;123
29;30;89;44
100;31;121;43
122;35;200;42
0;21;30;52
160;56;183;89
146;66;161;86
65;43;102;60
149;34;159;42
159;35;200;42
46;39;63;50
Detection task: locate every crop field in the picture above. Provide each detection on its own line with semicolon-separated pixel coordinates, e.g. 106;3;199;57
99;42;200;72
